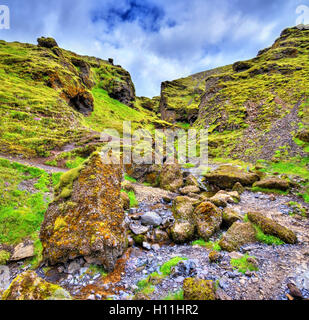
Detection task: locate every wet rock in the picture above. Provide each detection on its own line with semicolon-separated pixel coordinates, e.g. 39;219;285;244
219;222;257;252
232;182;244;194
185;174;199;187
160;162;183;192
2;271;71;300
253;178;290;191
170;197;196;243
222;208;243;227
179;185;200;195
183;278;216;300
141;212;162;227
40;152;127;272
287;283;303;299
204;165;259;189
0;266;10;291
10;241;35;261
194;202;222;241
247;211;297;244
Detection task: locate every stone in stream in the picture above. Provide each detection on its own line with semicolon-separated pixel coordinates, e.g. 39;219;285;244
247;211;297;244
219;222;257;252
1;271;71;300
204;165;260;189
194;202;222;241
140;212;162;227
40;152;127;272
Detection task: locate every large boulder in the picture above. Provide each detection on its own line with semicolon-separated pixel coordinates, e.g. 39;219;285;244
37;37;58;48
193;202;222;240
1;271;71;300
183;278;216;300
40;152;127;272
253;178;290;191
219;222;256;252
170;196;195;243
247;211;297;244
204;165;259;189
160;162;184;192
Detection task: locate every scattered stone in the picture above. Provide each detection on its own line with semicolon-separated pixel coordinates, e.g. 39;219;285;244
204;165;260;189
179;185;200;195
232;182;244;194
209;251;221;262
142;242;151;250
228;252;244;260
0;266;10;291
287;283;303;299
151;244;160;251
194;202;222;241
247;211;297;244
67;261;80;274
160;162;183;192
185;175;199;187
222;208;243;227
154;229;169;242
140;212;162;227
219;222;257;252
129;223;149;235
10;241;35;261
183;278;216;300
253;178;290;191
1;271;71;300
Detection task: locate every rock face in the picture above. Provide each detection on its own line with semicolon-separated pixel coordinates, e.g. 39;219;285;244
247;211;297;244
10;242;34;261
219;222;256;252
204;165;260;189
194;202;222;240
160;162;183;192
170;196;195;243
40;152;127;271
1;271;71;300
253;178;290;191
183;278;216;300
37;37;58;48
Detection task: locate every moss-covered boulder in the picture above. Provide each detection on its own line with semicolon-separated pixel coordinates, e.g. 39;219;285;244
37;37;58;48
170;196;195;243
193;202;222;241
183;278;216;300
2;271;71;300
120;191;130;210
40;152;127;271
247;211;297;244
160;162;183;192
232;182;244;194
222;208;243;227
219;222;256;252
185;174;199;187
204;165;259;189
253;178;290;191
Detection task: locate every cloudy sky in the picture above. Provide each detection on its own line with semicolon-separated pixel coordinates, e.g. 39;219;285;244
0;0;308;97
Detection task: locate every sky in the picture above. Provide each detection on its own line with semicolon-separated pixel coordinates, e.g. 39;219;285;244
0;0;308;97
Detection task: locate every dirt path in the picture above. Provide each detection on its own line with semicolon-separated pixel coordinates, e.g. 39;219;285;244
0;154;68;174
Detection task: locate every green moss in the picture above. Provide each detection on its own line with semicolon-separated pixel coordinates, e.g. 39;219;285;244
253;223;284;245
191;239;221;251
230;254;259;274
0;250;11;265
251;186;288;195
124;174;137;183
88;264;108;277
160;256;188;276
123;190;138;207
163;290;184;300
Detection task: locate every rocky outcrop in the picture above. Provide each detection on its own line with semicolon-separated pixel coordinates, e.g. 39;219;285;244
253;178;290;191
183;278;216;300
219;222;257;252
204;165;260;189
1;271;71;300
247;211;297;244
193;202;222;241
40;152;127;271
37;37;58;48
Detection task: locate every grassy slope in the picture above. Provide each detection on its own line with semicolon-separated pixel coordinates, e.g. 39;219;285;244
0;40;157;158
159;27;309;162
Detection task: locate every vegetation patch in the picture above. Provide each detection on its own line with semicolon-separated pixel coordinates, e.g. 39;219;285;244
230;254;259;274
